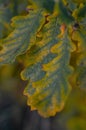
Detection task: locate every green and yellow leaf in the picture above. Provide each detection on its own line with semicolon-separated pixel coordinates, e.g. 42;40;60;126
71;23;86;89
0;9;45;64
21;14;73;117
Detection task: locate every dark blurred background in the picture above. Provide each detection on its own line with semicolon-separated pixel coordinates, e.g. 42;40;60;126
0;62;86;130
0;0;86;130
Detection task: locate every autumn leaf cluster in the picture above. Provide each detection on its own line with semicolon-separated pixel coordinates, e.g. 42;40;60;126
0;0;86;117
